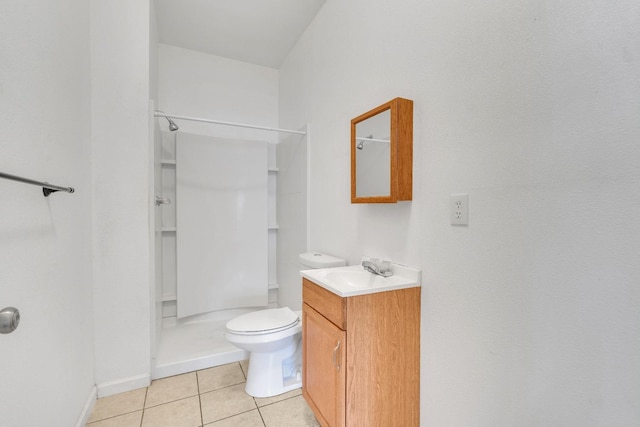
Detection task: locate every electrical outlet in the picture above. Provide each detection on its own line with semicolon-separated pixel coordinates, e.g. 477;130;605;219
450;194;469;226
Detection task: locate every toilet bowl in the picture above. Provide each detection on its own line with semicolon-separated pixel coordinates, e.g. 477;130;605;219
224;252;346;398
225;307;302;397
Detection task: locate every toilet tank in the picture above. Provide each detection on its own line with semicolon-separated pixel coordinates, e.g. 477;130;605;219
299;252;346;270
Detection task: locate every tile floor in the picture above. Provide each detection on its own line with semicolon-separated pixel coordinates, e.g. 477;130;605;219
86;360;319;427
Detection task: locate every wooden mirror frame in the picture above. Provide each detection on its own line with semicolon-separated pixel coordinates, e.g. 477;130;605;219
351;97;413;203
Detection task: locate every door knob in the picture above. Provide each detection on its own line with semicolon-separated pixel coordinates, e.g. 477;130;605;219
0;307;20;334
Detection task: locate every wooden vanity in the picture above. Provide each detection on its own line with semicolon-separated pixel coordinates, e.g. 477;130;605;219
302;277;421;426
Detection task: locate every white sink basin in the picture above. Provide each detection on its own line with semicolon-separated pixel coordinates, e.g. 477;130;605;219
325;270;378;288
324;270;398;289
301;264;421;297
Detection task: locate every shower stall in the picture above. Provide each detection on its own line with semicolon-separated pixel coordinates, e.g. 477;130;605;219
151;111;308;379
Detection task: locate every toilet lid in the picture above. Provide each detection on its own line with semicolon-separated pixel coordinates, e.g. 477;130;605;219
226;307;299;335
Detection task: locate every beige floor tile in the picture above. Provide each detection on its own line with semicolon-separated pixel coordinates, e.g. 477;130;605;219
254;388;302;407
141;396;202;427
197;362;246;393
259;395;319;427
86;411;143;427
87;388;147;423
200;383;257;424
204;409;264;426
146;372;199;408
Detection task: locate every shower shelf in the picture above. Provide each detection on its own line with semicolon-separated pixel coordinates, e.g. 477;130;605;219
161;159;176;165
161;227;177;232
268;168;279;172
268;283;279;290
268;225;279;230
162;294;177;302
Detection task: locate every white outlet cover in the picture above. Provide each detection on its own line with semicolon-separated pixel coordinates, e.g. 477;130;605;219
450;194;469;226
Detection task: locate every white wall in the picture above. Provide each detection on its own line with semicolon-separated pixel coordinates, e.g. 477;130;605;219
280;0;640;425
0;1;95;425
91;0;152;397
158;44;279;143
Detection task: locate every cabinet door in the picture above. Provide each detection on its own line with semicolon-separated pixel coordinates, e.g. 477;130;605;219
302;303;346;427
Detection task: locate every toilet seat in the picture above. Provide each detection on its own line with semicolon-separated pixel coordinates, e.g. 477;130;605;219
226;307;299;336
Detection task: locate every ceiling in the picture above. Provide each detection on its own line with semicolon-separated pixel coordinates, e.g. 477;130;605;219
154;0;325;69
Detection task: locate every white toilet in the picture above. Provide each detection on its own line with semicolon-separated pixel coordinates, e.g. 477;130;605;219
224;252;346;398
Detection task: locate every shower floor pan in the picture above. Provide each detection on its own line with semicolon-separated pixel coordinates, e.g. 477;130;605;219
153;310;251;379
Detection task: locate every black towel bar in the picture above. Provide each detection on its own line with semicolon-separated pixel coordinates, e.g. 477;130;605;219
0;171;74;197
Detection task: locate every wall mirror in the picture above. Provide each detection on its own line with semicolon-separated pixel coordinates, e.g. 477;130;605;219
351;97;413;203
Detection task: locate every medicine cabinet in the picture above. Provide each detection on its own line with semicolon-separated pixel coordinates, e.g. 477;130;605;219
351;97;413;203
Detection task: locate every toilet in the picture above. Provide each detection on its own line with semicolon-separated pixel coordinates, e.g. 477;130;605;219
224;252;346;398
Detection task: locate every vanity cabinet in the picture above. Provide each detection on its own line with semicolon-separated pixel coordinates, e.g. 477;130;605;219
302;278;421;426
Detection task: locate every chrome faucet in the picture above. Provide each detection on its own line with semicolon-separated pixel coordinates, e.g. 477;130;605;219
362;258;393;277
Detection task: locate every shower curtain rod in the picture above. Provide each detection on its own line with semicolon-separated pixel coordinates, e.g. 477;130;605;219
0;171;75;197
154;111;306;136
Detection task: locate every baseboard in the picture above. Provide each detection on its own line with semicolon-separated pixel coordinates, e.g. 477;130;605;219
75;386;97;427
96;374;151;398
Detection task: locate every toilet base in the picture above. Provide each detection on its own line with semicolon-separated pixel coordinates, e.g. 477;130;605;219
244;335;302;398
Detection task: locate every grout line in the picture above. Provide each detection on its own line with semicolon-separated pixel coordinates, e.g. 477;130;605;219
85;410;145;426
255;397;268;427
196;370;204;427
143;394;201;410
198;381;248;397
256;393;303;408
208;408;265;426
139;386;148;427
240;360;248;380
